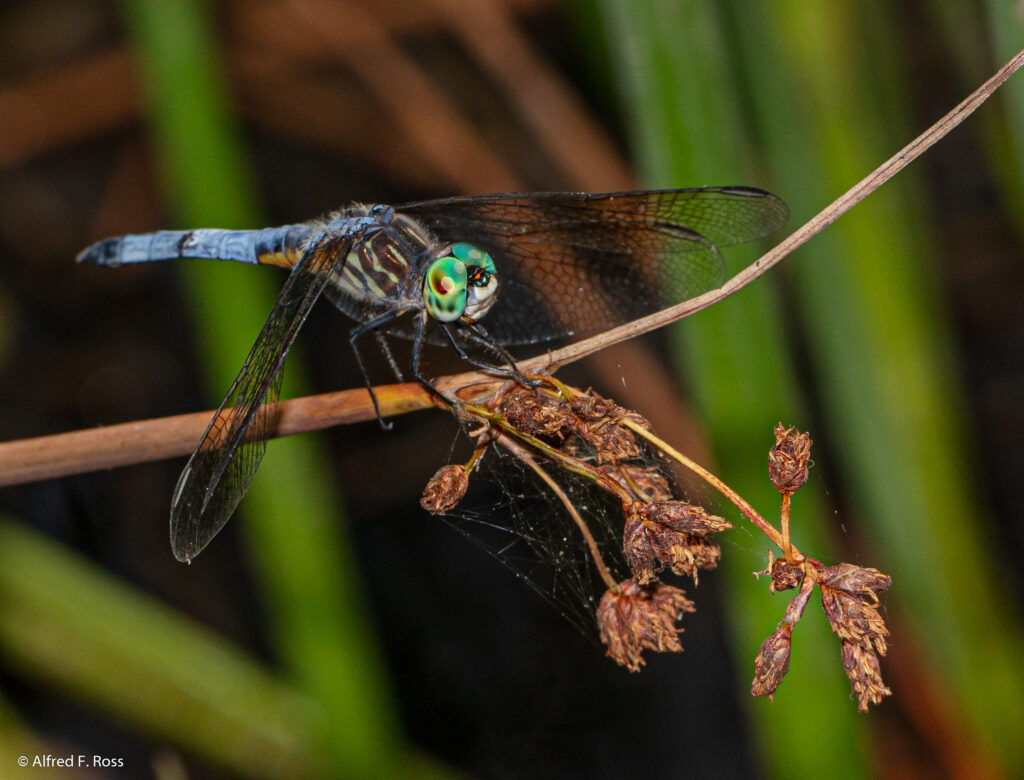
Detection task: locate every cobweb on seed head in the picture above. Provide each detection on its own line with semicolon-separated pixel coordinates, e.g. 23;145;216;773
436;430;678;640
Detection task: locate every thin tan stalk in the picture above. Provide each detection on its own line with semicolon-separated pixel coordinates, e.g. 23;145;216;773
495;432;620;593
780;493;793;561
618;417;796;558
1;49;1020;487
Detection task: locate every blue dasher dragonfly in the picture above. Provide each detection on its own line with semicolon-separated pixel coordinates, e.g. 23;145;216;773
77;187;787;562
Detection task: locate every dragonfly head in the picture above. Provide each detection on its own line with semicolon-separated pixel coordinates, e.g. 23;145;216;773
423;243;498;323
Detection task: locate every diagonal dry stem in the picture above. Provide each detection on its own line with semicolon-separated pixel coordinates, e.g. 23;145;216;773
0;48;1021;487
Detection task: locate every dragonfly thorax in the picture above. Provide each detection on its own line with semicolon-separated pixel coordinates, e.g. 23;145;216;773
325;209;438;319
423;242;498;323
323;209;499;328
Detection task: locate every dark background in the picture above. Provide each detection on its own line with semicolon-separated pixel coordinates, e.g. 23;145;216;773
1;1;1022;778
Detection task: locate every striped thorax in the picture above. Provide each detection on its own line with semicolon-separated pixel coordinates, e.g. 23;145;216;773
326;206;499;326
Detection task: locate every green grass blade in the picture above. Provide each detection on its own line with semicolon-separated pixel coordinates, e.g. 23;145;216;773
0;519;326;777
585;0;868;775
984;1;1024;213
730;2;1024;771
116;1;406;773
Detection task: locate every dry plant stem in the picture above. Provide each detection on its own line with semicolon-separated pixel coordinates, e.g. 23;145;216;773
464;443;489;472
0;381;434;487
619;417;797;559
780;494;793;562
494;432;620;593
1;49;1020;487
531;48;1024;369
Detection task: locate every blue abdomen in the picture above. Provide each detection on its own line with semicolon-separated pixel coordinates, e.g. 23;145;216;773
77;226;312;268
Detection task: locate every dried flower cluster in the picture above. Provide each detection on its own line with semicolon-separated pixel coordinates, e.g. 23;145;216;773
422;378;732;670
423;382;892;710
820;563;892;710
597;579;695;672
768;423;812;495
623;501;730;585
751;425;892;711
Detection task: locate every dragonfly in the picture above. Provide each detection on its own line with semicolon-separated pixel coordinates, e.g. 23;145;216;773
77;187;787;563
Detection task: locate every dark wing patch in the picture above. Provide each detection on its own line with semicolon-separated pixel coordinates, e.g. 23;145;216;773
399;188;787;345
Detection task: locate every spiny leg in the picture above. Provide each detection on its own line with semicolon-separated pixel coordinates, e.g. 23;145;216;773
443;321;535;387
349;308;408;430
410;309;457;410
374;329;404;382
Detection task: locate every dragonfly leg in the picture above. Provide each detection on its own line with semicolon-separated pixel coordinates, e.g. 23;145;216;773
444;322;535;388
374;330;404;382
410;310;456;409
349;308;409;430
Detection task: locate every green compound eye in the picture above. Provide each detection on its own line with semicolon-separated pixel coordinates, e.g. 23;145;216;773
450;243;499;322
450;242;496;276
423;255;468;322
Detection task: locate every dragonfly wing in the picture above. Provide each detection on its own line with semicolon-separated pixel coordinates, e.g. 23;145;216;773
170;233;351;562
401;188;787;345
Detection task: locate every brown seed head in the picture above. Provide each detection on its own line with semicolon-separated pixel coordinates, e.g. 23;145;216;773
768;423;813;495
597;579;695;672
498;387;575;443
622;503;658;584
569;391;620;422
841;639;893;711
751;624;792;700
572;388;653;431
820;562;892;595
420;464;470;514
599;464;673;503
643;501;732;536
584;420;642;463
769;555;804;593
569;390;650;463
820;563;891;657
624;464;674;502
623;501;729;584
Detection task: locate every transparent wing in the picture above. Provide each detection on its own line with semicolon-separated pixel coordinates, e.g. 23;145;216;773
170;234;350;562
400;187;788;345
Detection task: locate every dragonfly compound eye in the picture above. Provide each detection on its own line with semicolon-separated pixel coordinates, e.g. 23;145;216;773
450;242;498;322
424;255;469;322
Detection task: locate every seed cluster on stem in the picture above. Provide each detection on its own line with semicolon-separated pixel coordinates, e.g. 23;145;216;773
421;381;891;709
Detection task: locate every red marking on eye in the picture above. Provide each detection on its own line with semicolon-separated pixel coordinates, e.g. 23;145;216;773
432;273;454;294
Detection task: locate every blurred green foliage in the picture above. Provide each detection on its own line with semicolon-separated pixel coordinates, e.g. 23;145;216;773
0;0;426;776
582;0;1024;775
1;0;1022;777
120;0;405;774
